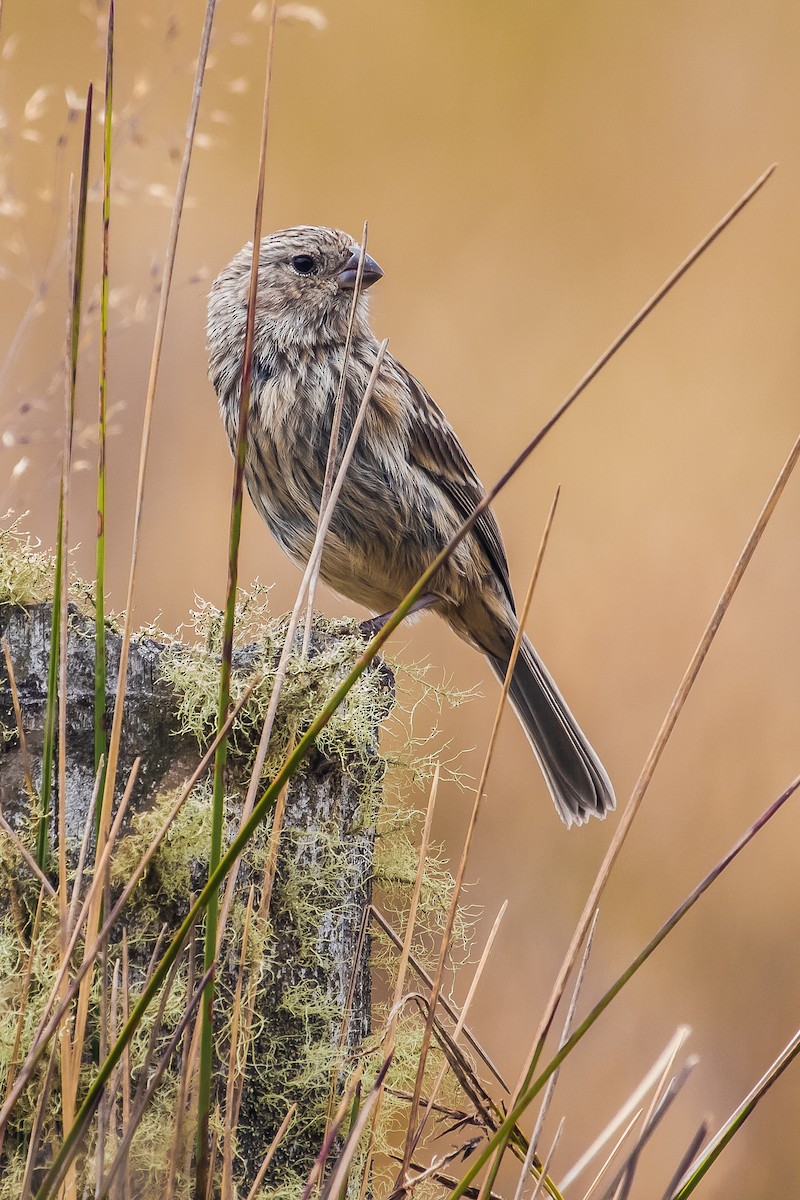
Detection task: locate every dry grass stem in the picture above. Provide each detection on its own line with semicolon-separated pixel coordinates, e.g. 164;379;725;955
319;1054;394;1200
601;1058;697;1200
359;766;440;1200
166;936;197;1200
512;910;599;1200
244;1103;298;1200
202;14;279;1173
257;774;290;916
370;905;509;1092
324;901;371;1146
302;220;370;655
412;898;508;1163
399;491;559;1185
560;1026;691;1192
529;1117;564;1200
205;1129;220;1200
636;1033;694;1168
227;772;291;1143
390;168;777;674
0;810;55;897
581;1111;643;1200
475;487;560;807
391;764;441;1032
216;725;293;960
217;338;388;950
68;760;141;1087
221;885;255;1199
0;885;46;1165
19;1040;59;1200
1;636;36;804
121;928;132;1200
95;957;121;1199
657;1121;709;1200
299;1063;365;1200
242;336;389;805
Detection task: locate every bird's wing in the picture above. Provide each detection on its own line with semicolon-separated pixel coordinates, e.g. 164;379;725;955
400;365;516;613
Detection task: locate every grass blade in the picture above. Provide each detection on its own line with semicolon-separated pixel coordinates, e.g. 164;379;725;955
669;1027;800;1198
91;0;217;961
100;966;215;1200
52;89;93;1200
196;3;278;1193
244;1103;297;1200
94;0;114;802
400;490;559;1186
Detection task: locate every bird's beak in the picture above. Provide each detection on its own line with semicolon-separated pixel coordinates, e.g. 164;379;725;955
337;247;384;291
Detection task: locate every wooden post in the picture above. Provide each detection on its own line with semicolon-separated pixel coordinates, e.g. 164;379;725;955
0;600;391;1194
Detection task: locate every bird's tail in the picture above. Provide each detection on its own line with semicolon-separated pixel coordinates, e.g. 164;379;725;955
489;633;615;828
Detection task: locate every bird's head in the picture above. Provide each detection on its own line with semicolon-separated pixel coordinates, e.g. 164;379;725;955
207;226;383;385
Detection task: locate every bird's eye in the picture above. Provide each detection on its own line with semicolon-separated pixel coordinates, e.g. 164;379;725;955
291;254;317;276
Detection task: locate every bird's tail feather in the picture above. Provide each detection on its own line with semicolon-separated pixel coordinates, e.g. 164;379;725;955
489;634;615;828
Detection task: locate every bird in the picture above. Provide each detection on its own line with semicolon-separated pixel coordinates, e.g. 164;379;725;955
207;226;615;827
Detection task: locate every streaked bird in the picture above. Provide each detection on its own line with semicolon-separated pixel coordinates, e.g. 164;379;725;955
207;226;614;827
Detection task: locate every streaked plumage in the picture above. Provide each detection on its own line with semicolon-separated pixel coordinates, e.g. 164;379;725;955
207;226;615;827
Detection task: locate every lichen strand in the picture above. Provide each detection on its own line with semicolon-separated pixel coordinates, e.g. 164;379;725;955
0;516;96;613
372;797;476;973
225;756;379;1193
160;601;393;790
0;857;195;1198
0;519;57;609
0;874;61;1142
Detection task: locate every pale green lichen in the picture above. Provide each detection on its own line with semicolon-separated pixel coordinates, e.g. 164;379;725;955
0;516;56;608
159;594;393;804
0;514;97;615
372;797;476;971
108;780;213;906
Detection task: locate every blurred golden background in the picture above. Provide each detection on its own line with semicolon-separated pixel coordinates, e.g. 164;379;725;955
2;1;799;1193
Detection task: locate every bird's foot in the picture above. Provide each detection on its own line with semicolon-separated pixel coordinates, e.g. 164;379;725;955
359;592;441;638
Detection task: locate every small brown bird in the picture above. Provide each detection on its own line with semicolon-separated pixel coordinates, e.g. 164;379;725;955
207;226;614;827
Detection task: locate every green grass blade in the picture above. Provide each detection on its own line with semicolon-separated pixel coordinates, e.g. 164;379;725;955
195;6;278;1193
94;0;114;815
36;85;94;870
37;514;62;868
669;1026;800;1199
